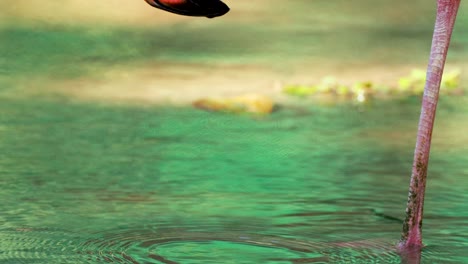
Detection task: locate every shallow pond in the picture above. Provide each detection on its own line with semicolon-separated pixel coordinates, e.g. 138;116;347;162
1;95;467;263
1;1;468;263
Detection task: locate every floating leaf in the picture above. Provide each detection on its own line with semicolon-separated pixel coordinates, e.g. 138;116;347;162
397;69;426;95
441;69;461;90
398;77;412;92
282;68;462;103
283;84;318;97
336;85;352;96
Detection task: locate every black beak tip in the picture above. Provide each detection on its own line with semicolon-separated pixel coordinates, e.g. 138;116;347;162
205;4;229;18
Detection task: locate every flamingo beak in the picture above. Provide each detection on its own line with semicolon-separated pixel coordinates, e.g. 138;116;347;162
144;0;230;18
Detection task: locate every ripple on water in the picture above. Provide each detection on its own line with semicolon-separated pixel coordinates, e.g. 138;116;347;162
1;227;423;263
0;228;82;263
77;228;404;264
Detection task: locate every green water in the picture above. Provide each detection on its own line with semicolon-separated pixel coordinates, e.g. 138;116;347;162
1;96;467;263
1;0;468;263
2;0;468;80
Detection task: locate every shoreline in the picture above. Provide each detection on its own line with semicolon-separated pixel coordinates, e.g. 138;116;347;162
10;62;463;106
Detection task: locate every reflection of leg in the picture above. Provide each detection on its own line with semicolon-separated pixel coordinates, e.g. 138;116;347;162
370;209;402;223
399;247;422;264
400;0;461;251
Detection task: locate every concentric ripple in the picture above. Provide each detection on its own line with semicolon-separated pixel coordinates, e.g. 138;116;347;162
77;228;403;263
0;228;82;263
2;227;460;263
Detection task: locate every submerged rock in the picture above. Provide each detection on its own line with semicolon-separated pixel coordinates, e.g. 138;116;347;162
193;94;274;115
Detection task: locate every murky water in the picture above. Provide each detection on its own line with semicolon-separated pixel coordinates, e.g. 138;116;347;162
1;1;468;263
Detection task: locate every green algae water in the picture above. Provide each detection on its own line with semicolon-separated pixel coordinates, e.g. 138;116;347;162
1;96;467;263
1;0;468;263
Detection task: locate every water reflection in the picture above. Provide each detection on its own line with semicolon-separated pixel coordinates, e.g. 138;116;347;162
399;247;422;264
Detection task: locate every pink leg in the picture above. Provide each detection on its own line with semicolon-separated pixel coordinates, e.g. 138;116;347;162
399;0;461;250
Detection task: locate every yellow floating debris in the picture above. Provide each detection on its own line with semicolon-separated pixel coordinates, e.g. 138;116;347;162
441;68;462;94
398;68;462;95
193;94;275;115
397;69;426;95
283;84;318;97
283;68;462;102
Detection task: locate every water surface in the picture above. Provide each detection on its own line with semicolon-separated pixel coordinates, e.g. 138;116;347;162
1;95;467;263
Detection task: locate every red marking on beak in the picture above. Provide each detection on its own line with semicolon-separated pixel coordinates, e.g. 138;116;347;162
144;0;229;18
158;0;189;9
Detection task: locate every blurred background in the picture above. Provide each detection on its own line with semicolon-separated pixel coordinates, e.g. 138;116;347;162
1;0;467;103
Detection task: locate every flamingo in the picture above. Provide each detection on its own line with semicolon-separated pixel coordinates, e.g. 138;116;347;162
145;0;461;252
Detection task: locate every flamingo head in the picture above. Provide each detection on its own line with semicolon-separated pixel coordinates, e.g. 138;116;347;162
144;0;229;18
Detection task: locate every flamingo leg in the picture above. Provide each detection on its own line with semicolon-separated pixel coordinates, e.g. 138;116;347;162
399;0;461;250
